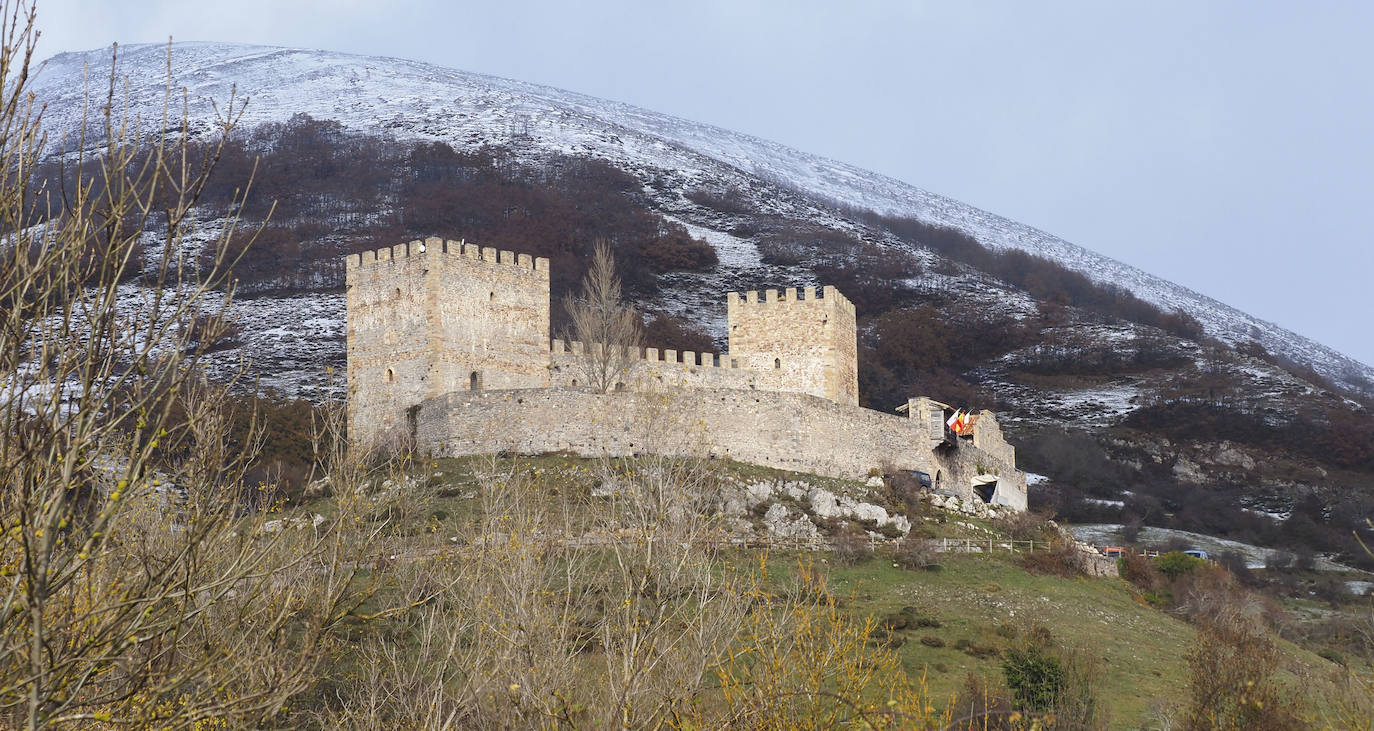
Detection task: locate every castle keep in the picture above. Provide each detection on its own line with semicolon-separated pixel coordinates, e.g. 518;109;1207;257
346;237;1028;510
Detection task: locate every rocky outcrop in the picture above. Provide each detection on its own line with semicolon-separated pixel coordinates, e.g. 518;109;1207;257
724;478;912;540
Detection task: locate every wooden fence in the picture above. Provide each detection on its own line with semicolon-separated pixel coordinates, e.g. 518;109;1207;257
729;535;1049;554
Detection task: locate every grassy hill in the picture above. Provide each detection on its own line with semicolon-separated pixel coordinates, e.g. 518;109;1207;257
284;454;1369;729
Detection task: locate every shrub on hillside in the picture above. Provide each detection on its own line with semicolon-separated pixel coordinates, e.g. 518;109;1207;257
950;673;1014;729
1000;624;1106;728
831;524;873;565
858;211;1206;339
1019;541;1086;578
993;510;1058;542
1169;564;1271;629
635;226;718;272
1155;551;1208;580
894;535;940;570
1183;621;1307;730
1216;549;1259;586
1119;552;1168;593
642;313;717;354
1003;645;1064;713
684;187;752;215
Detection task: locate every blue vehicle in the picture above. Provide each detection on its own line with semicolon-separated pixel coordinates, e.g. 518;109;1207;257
1183;549;1209;560
906;470;933;489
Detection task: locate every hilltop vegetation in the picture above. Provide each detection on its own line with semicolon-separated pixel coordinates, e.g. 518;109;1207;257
247;455;1374;729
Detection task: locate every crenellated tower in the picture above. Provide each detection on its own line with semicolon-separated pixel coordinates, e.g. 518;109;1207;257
346;237;550;447
726;286;858;405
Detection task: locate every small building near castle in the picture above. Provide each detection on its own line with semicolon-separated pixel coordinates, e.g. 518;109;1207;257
345;237;1028;510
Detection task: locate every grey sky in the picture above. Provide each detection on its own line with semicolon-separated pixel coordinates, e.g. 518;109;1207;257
38;1;1374;367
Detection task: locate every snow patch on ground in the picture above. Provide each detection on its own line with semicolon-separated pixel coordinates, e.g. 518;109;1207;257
662;215;762;269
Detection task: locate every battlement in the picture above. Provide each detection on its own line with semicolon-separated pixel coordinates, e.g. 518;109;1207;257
346;236;549;278
726;285;856;315
552;339;742;369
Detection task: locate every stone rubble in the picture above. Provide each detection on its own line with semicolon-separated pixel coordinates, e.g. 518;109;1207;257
262;513;327;533
927;492;1010;520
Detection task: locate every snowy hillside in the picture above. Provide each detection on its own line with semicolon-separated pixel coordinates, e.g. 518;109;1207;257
30;42;1374;395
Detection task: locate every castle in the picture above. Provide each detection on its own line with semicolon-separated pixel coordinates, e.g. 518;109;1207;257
345;237;1028;511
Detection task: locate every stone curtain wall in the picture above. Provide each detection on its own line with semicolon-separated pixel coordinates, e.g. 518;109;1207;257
346;238;549;447
413;386;1028;510
548;340;759;392
726;287;859;406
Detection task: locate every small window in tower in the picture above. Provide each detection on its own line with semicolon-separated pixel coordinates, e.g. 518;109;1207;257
615;382;625;392
571;379;579;387
384;368;395;384
773;358;781;369
489;291;495;301
395;287;402;297
470;371;482;391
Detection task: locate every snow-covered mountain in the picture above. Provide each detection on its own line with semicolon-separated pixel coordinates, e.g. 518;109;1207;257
30;42;1374;396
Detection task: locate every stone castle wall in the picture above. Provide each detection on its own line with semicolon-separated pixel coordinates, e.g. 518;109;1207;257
548;340;759;391
727;286;859;406
346;237;549;446
413;387;1029;510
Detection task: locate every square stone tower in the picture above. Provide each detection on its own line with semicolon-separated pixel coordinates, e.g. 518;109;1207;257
345;237;550;447
726;286;858;405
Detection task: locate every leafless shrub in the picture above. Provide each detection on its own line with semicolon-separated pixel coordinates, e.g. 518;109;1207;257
994;509;1058;542
831;523;874;565
1020;540;1087;577
684;187;751;215
1169;565;1270;631
950;672;1015;730
894;534;940;570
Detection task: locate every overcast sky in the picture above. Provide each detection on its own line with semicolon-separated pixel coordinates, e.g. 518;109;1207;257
38;1;1374;367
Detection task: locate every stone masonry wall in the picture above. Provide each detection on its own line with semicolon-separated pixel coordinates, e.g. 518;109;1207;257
726;286;859;406
971;411;1016;467
548;340;759;392
346;240;432;445
346;237;549;447
413;386;1027;509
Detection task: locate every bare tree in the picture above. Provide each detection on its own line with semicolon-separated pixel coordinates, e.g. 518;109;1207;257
0;8;383;728
564;240;642;393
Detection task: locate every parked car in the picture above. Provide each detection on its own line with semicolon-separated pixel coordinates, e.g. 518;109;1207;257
905;470;933;489
1183;549;1210;560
